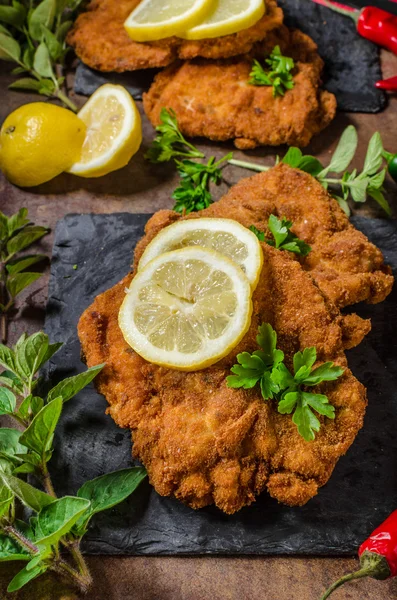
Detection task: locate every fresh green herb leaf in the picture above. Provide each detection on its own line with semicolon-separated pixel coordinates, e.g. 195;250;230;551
145;108;204;163
19;397;62;459
0;428;27;458
6;272;42;299
34;496;91;548
0;473;54;512
266;215;311;255
28;0;57;41
0;388;16;415
6;255;46;275
363;131;384;175
47;363;105;403
249;225;265;241
318;125;358;177
75;467;146;533
249;45;295;97
7;563;46;592
0;534;30;562
227;324;284;399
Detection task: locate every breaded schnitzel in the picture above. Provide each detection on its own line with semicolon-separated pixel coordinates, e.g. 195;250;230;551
68;0;283;72
137;164;393;311
78;239;367;513
143;28;336;149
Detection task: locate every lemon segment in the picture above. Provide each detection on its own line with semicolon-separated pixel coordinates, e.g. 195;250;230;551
138;218;263;289
124;0;213;42
68;84;142;178
181;0;265;40
0;103;86;187
119;247;252;371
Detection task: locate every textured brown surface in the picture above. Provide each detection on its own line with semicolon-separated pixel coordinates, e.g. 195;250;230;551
1;48;397;598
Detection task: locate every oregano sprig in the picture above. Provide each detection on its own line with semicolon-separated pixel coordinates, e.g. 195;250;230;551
0;331;147;594
0;0;84;110
228;126;392;216
0;208;49;344
227;324;344;441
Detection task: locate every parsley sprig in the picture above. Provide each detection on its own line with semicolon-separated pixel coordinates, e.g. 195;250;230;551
227;324;344;441
173;155;232;214
249;45;295;97
229;126;391;215
146;108;231;214
0;331;146;593
0;208;48;344
249;215;311;256
227;324;284;399
0;0;83;111
145;108;205;163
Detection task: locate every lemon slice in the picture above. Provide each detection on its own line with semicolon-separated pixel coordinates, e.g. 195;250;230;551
124;0;213;42
181;0;265;40
68;84;142;178
138;218;263;289
119;247;252;371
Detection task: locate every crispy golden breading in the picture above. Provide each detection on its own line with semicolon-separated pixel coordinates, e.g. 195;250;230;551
68;0;283;72
78;214;368;514
143;28;336;149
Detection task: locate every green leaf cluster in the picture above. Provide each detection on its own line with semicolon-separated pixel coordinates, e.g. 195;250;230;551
249;45;295;97
0;329;146;593
173;154;232;214
144;108;204;163
281;127;391;215
227;324;344;441
0;208;48;341
146;108;232;214
249;215;311;256
0;0;83;109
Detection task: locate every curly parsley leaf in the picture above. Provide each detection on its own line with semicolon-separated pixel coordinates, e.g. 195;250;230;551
249;216;311;256
249;45;295;97
145;108;205;163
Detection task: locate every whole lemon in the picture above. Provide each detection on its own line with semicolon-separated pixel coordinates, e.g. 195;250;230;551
0;102;86;187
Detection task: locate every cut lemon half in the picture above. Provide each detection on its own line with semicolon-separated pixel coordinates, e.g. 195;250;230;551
68;84;142;178
124;0;213;42
119;247;252;371
181;0;265;40
138;218;263;289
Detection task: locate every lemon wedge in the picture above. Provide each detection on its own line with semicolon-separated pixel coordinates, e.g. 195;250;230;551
139;218;263;289
68;84;142;178
181;0;265;40
124;0;213;42
119;247;252;371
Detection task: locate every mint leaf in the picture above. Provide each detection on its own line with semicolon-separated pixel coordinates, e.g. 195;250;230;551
34;496;90;549
76;467;146;533
0;345;17;375
6;255;46;275
28;0;56;41
6;272;42;299
0;534;30;562
6;226;48;258
47;363;105;403
15;332;50;379
0;428;27;458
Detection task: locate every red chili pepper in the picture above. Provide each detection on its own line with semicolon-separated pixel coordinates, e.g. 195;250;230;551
319;510;397;599
376;75;397;90
314;0;397;55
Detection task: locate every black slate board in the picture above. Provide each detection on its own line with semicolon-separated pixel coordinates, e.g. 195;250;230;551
43;213;397;556
74;0;386;113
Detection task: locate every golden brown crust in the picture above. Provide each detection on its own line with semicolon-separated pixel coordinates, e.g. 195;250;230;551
78;205;368;513
68;0;283;72
143;28;336;149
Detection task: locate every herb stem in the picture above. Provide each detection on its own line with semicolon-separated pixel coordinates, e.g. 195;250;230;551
53;559;92;593
56;89;78;113
0;259;9;344
68;540;92;584
3;525;39;555
228;158;271;172
40;461;57;498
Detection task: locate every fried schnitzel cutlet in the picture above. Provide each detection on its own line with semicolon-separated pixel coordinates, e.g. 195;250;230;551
79;240;367;514
143;28;336;149
136;164;393;311
68;0;283;72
